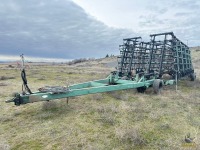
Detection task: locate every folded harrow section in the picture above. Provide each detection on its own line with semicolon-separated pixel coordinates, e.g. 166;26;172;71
118;32;195;80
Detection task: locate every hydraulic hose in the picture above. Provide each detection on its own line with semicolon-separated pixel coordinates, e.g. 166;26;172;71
21;68;32;94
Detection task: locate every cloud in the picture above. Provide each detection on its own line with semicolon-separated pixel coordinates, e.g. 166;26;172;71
0;0;136;59
137;0;200;45
0;0;199;61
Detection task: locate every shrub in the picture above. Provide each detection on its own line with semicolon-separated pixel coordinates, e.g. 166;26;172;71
99;112;115;125
0;116;13;123
116;127;146;146
107;91;122;100
0;76;15;80
92;93;103;100
107;91;129;100
185;79;200;88
97;105;118;125
0;83;8;86
37;76;46;80
42;101;57;111
0;139;10;150
67;58;89;65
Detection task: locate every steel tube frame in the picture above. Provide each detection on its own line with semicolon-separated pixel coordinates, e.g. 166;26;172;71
7;75;155;105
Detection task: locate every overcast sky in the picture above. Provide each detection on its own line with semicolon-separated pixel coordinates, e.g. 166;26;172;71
0;0;199;61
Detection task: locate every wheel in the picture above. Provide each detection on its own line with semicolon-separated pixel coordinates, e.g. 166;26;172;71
153;79;163;94
189;73;196;81
137;86;146;93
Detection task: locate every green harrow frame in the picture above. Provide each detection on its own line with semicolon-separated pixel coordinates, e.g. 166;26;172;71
6;32;195;106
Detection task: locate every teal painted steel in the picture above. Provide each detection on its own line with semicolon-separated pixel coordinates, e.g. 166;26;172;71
6;74;158;105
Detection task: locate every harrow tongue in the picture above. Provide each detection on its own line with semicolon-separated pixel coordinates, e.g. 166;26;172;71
6;93;21;105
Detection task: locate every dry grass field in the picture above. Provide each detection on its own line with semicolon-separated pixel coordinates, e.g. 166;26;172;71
0;49;200;150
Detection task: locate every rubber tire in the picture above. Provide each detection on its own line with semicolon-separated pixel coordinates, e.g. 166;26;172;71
190;73;196;81
153;79;163;94
137;87;146;93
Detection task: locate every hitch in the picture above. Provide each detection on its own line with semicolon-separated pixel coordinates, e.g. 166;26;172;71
6;93;22;106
